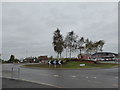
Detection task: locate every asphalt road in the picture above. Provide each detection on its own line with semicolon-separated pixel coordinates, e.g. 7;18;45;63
2;64;119;88
2;77;55;88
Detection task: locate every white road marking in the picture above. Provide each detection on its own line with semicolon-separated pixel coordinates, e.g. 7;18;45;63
112;84;118;87
88;80;101;84
92;77;96;79
114;77;118;79
71;76;76;78
53;75;59;77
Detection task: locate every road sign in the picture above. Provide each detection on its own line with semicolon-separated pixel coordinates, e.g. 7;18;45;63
80;64;85;66
58;60;62;64
53;60;57;65
48;60;51;64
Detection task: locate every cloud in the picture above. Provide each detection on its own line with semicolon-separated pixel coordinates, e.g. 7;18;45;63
2;2;118;60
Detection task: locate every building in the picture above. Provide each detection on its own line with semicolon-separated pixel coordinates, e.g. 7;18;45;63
78;54;90;59
24;57;34;63
91;52;119;61
37;56;48;63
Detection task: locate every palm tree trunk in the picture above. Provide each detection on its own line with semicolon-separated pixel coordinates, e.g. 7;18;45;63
70;48;71;59
80;49;82;58
57;53;59;60
66;49;67;58
60;53;61;59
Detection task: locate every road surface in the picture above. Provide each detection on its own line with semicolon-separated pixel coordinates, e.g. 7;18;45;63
2;64;119;88
2;77;55;88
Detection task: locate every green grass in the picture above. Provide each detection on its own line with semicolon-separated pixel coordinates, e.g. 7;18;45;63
23;61;118;69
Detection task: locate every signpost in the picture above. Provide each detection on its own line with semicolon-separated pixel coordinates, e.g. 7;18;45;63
58;60;61;64
48;60;51;64
18;68;20;80
48;60;51;68
80;64;85;66
53;60;57;68
58;60;62;68
48;60;63;68
11;67;13;79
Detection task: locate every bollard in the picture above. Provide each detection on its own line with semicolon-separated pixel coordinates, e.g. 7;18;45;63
11;67;13;79
18;68;20;80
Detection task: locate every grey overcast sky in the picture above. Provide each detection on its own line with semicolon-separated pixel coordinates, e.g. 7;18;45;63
2;2;118;60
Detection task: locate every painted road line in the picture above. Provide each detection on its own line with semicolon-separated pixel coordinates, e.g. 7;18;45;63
20;79;63;88
87;80;101;84
71;76;76;78
114;77;118;79
92;77;97;79
112;84;118;87
53;75;59;77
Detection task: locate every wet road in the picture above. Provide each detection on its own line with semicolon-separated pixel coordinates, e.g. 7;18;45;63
2;64;118;88
2;77;55;88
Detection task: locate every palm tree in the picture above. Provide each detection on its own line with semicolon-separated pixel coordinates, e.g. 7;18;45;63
64;31;78;59
92;41;99;53
85;38;89;54
85;39;94;55
98;40;105;52
77;37;85;58
53;28;64;59
8;55;15;63
64;39;68;58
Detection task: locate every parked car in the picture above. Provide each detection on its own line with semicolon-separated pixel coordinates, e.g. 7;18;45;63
91;58;104;61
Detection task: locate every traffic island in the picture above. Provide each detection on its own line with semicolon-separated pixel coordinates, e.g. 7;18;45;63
22;61;118;69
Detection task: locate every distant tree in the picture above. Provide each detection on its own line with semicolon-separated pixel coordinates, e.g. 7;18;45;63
85;39;93;55
77;37;85;58
85;38;89;54
85;38;89;44
92;41;99;53
53;28;64;59
85;39;105;54
14;58;20;63
92;40;105;53
1;60;4;63
0;53;1;60
8;55;15;63
64;37;69;58
98;40;105;52
64;31;78;59
49;56;53;60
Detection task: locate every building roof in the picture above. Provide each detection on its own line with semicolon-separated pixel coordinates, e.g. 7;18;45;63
38;56;48;59
92;52;118;56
